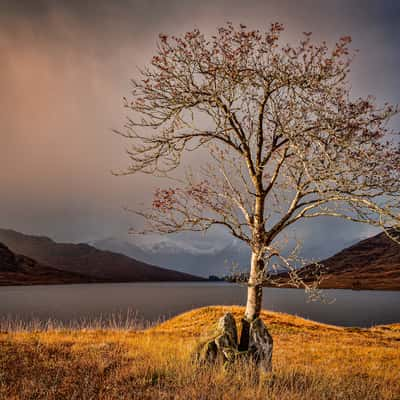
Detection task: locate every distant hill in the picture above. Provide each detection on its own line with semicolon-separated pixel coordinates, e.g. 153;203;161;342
0;242;98;285
0;229;204;282
272;230;400;290
92;237;250;277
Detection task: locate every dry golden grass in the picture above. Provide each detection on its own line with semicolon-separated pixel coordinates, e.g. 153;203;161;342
1;306;399;399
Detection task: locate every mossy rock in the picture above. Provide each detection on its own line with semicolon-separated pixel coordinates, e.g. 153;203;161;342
195;313;273;371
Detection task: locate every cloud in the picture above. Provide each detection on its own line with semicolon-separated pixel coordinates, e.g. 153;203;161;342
0;0;398;256
132;227;247;256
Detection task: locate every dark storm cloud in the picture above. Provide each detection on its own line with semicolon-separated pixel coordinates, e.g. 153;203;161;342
0;0;398;258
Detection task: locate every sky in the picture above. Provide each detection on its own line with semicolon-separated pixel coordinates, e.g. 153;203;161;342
0;0;399;263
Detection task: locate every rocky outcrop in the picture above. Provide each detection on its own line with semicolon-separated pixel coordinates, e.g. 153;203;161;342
248;318;273;371
198;313;273;371
198;313;238;364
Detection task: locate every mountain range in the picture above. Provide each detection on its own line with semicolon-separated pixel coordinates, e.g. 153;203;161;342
0;227;399;289
91;236;250;277
0;228;204;284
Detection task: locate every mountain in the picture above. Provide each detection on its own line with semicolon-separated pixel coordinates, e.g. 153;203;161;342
0;229;204;282
91;237;251;277
0;242;98;285
272;230;400;290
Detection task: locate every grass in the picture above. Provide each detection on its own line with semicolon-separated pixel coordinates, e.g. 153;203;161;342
1;306;399;399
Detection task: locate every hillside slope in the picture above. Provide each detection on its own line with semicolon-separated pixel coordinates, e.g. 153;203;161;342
274;231;400;290
0;229;204;282
0;242;98;285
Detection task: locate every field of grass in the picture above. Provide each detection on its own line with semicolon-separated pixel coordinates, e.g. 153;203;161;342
1;306;400;399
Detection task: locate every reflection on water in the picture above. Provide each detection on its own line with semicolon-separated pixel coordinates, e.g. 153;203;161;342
1;282;399;327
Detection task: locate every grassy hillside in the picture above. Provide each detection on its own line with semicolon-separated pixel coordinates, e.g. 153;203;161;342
1;306;399;399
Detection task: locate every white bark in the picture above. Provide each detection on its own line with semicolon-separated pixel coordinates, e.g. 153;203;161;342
244;251;264;321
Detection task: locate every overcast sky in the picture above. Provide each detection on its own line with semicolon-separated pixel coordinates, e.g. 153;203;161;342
0;0;399;259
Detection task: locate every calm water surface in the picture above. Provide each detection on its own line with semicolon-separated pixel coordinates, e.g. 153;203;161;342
1;282;399;327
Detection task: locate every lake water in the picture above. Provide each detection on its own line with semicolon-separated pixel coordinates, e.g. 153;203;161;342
1;282;399;328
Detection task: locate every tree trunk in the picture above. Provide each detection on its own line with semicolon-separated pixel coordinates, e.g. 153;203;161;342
239;251;264;350
237;250;273;371
245;251;264;320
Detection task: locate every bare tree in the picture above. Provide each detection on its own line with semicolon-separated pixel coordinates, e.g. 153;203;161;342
117;23;400;355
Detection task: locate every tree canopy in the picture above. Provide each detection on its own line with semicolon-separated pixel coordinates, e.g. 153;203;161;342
117;22;400;291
